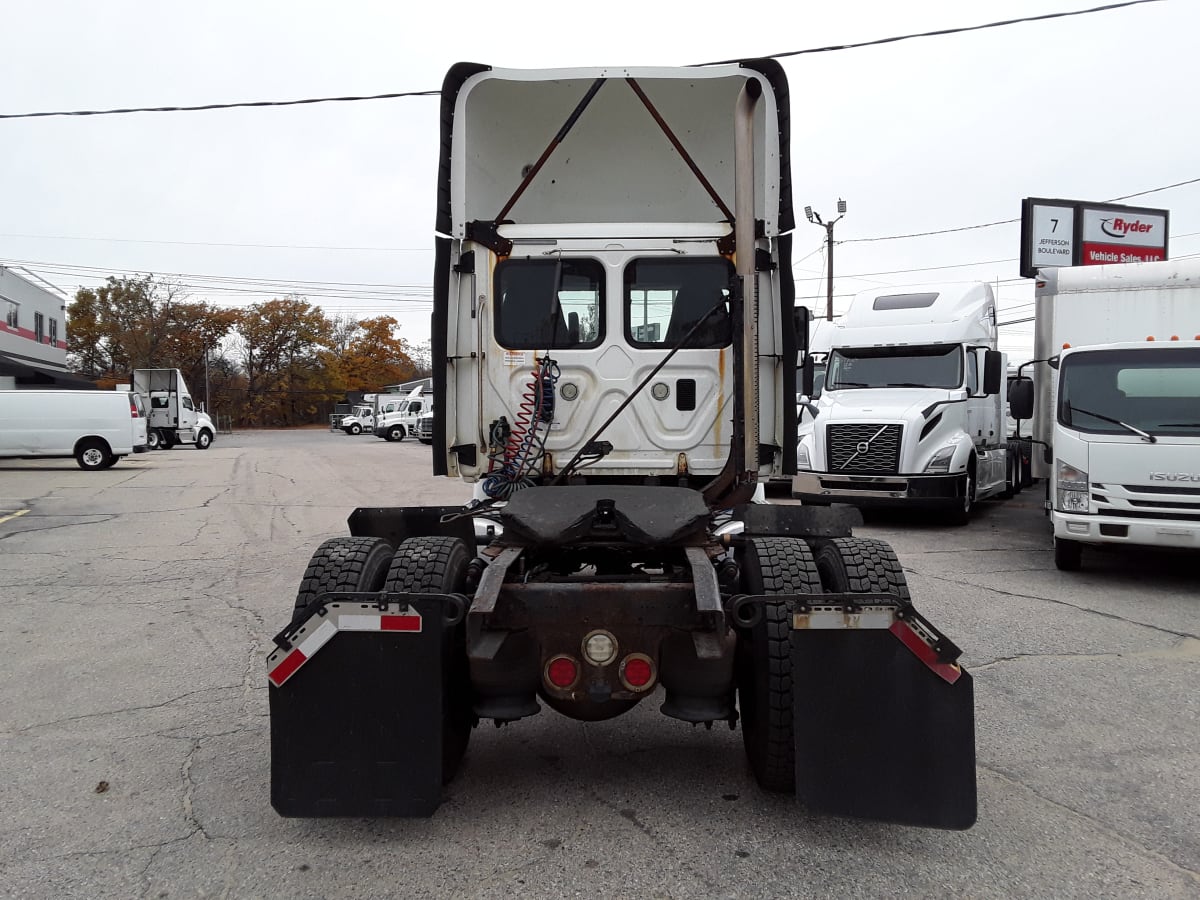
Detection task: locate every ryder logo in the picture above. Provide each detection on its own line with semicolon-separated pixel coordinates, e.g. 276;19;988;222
1100;217;1154;240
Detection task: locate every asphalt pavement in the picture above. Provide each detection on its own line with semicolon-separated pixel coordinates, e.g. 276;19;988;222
0;429;1197;899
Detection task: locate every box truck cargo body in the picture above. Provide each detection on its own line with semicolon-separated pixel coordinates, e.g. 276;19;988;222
0;389;147;469
1017;259;1200;569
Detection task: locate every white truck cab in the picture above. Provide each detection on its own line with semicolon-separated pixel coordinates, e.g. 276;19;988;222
374;388;431;442
339;404;375;435
792;283;1011;523
1013;259;1200;569
133;369;215;450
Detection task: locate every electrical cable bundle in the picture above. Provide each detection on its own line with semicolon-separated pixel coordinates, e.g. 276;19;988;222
482;357;559;499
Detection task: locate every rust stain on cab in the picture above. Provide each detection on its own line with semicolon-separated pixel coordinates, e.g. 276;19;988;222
715;348;726;445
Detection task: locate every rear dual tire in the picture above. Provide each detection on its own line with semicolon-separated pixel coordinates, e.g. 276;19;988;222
292;534;475;783
737;537;910;794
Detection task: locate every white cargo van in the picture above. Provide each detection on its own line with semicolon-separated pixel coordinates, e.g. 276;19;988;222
0;390;148;469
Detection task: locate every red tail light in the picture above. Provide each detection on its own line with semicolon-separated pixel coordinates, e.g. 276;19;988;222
130;400;139;418
620;655;655;690
545;656;579;689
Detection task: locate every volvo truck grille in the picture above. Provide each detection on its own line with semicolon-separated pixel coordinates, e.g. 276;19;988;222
827;424;902;474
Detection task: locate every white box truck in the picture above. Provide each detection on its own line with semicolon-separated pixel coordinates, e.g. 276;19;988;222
1009;258;1200;570
0;389;147;469
792;282;1016;523
131;369;215;450
337;403;376;435
373;387;432;442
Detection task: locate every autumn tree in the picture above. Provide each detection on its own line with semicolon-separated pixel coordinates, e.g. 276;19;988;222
235;296;337;425
67;276;236;384
338;316;417;389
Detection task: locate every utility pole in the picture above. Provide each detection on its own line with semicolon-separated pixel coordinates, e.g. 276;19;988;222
804;199;847;321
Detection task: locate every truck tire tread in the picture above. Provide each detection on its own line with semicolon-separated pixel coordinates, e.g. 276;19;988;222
293;536;394;624
738;537;821;794
811;537;910;600
384;536;475;783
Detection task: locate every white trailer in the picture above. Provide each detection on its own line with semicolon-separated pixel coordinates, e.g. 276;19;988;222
131;369;215;450
1010;258;1200;570
792;282;1014;523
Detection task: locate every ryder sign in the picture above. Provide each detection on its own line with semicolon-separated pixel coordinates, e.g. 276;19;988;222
1020;197;1169;278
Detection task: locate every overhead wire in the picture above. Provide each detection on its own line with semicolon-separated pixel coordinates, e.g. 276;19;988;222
0;2;1164;121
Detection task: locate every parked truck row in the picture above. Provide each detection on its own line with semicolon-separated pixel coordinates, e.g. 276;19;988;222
790;258;1200;569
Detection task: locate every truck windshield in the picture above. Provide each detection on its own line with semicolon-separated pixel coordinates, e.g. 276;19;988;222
1059;347;1200;437
826;345;962;390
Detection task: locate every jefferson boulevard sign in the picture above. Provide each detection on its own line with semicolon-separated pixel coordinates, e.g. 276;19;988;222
1019;197;1168;278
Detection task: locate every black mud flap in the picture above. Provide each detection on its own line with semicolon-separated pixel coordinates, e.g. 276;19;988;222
268;593;461;817
790;600;977;830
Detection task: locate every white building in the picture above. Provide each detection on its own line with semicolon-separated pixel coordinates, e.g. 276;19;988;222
0;266;90;388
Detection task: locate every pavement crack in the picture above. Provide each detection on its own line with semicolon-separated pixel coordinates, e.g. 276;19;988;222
974;637;1200;671
3;686;241;735
906;567;1200;642
979;764;1200;885
181;740;212;841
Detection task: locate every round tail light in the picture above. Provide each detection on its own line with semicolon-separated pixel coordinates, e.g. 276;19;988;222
620;654;655;691
545;655;579;689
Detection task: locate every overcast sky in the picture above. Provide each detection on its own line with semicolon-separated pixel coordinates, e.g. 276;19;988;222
1;0;1195;360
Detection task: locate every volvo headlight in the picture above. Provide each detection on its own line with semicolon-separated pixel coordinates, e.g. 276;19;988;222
924;445;956;474
796;442;812;471
1056;459;1089;513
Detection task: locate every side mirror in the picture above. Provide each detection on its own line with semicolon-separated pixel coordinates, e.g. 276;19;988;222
1008;377;1034;420
793;306;811;356
983;350;1003;396
801;355;815;397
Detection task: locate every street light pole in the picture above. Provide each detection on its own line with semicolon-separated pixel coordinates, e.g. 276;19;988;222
804;199;847;321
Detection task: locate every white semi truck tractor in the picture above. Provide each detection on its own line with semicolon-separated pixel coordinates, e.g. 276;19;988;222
1008;258;1200;570
267;61;976;829
131;368;215;450
792;283;1017;523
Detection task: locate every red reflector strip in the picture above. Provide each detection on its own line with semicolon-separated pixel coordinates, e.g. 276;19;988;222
889;621;962;685
267;608;423;687
268;648;306;687
381;614;421;631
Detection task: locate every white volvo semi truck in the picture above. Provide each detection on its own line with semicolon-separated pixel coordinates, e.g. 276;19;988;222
792;282;1016;524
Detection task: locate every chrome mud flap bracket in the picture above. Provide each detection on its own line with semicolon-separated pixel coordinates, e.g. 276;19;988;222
789;593;977;830
267;591;466;817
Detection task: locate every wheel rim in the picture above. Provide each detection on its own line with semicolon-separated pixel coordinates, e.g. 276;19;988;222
963;473;974;513
82;448;104;467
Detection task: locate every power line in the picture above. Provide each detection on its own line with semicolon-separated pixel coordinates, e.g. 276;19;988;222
0;2;1163;121
0;89;439;121
0;232;433;252
843;176;1198;245
706;1;1162;64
